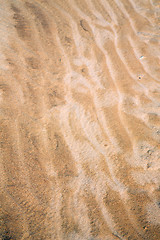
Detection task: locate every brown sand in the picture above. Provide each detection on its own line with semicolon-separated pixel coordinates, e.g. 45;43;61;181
0;0;160;239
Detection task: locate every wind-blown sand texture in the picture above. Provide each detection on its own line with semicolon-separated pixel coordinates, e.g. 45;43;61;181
0;0;160;239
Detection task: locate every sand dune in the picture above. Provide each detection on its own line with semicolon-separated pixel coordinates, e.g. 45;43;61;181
0;0;160;239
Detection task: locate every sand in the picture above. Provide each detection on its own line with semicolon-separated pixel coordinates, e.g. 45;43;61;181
0;0;160;239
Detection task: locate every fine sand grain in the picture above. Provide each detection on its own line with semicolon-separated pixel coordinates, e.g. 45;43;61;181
0;0;160;239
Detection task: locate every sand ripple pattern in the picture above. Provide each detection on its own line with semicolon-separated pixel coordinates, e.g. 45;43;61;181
0;0;160;239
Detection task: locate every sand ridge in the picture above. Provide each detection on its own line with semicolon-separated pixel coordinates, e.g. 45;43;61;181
0;0;160;239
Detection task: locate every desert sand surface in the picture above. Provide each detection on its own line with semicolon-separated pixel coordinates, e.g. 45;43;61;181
0;0;160;239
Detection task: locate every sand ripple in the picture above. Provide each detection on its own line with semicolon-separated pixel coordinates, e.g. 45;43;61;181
0;0;160;239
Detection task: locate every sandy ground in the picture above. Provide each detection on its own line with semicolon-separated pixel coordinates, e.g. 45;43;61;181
0;0;160;239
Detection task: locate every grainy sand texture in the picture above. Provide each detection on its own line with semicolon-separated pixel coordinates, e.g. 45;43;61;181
0;0;160;239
